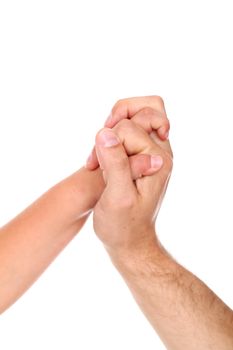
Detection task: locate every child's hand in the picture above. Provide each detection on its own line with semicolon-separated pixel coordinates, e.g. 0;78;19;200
86;96;170;170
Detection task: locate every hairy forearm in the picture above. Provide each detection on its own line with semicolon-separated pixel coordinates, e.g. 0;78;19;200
0;167;104;314
109;237;233;350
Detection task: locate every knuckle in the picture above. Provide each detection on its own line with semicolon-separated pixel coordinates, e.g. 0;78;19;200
149;95;165;112
163;117;170;129
111;99;125;116
141;106;154;116
115;118;131;131
162;154;173;174
154;95;165;108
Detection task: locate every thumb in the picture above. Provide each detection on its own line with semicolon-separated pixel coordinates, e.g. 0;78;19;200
95;128;135;196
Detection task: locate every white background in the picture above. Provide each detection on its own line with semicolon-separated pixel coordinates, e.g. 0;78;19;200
0;1;233;349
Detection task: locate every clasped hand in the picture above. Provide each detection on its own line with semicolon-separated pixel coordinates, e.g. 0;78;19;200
86;96;173;259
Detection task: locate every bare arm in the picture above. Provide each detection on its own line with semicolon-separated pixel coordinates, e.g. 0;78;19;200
0;167;104;314
92;116;233;349
110;242;233;350
0;96;170;314
0;112;165;314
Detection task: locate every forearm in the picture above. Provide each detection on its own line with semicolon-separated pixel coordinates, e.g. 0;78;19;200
0;166;104;314
108;236;233;350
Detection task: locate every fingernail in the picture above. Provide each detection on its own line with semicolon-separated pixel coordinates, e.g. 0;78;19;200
104;113;112;126
164;130;169;139
98;129;120;148
86;152;92;165
150;155;163;169
161;126;169;139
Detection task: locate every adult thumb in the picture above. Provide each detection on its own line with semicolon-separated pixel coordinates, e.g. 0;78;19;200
95;128;135;195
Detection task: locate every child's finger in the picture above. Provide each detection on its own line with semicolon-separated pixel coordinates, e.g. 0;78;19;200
104;95;167;131
86;107;170;170
129;154;163;179
131;107;170;140
86;146;99;170
86;148;163;180
105;105;169;141
87;96;170;170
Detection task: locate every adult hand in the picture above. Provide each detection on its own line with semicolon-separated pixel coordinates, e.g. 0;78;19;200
93;119;173;257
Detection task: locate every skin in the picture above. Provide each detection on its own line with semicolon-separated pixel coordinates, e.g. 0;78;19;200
0;96;168;314
2;95;232;349
86;95;170;169
93;101;233;349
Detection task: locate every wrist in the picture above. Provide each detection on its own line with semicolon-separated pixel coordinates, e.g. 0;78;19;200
58;167;105;223
106;234;178;282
